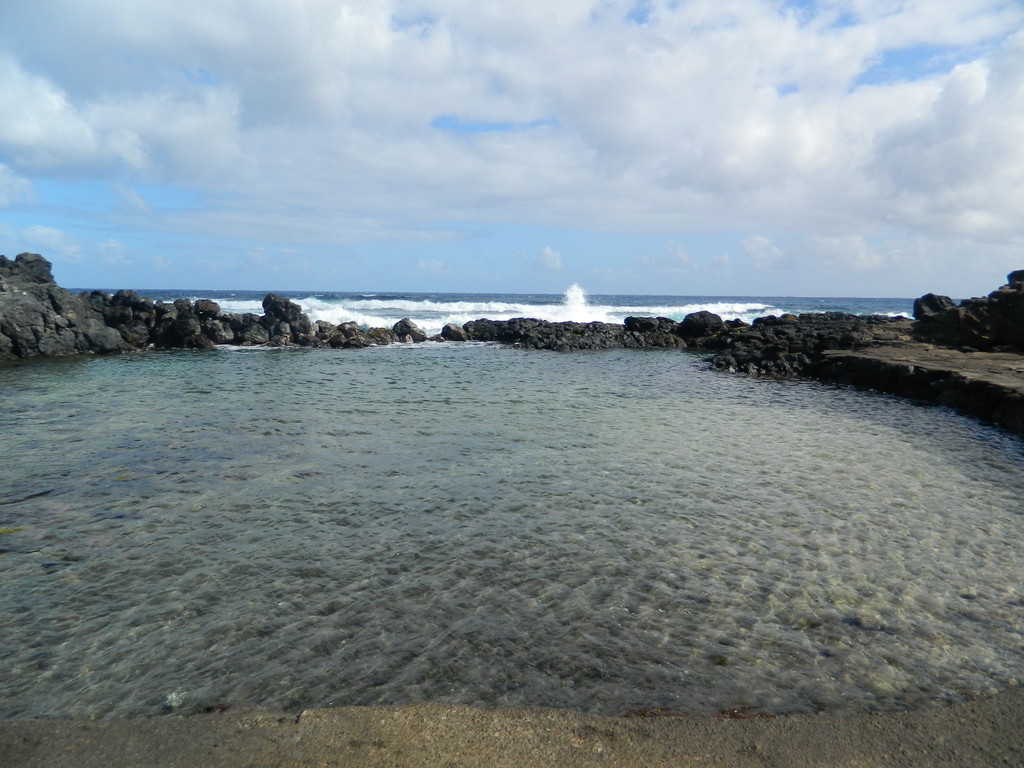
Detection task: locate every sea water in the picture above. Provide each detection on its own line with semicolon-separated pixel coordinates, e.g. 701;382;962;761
87;284;915;338
1;289;1022;720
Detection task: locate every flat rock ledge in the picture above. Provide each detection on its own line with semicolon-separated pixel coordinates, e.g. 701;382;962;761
3;252;1024;434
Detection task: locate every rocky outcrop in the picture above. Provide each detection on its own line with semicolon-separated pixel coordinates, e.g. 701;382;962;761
86;289;404;351
0;253;127;361
461;314;738;352
0;253;411;361
912;270;1024;351
706;313;914;377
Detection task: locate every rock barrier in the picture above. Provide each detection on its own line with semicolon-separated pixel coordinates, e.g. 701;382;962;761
3;251;1023;433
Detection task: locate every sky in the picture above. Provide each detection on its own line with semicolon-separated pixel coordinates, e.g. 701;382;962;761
1;0;1023;298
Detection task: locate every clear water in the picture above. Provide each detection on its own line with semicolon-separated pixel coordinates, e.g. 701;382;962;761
1;343;1022;719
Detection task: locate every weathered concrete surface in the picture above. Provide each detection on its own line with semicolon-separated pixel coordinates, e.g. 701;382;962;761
3;687;1023;768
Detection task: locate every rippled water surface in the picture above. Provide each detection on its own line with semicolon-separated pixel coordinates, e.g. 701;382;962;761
1;343;1023;719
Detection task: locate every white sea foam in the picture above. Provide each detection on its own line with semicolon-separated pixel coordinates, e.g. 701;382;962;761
297;286;781;336
203;298;265;315
196;288;793;336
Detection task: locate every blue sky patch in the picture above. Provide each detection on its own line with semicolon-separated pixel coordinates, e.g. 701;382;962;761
856;44;970;86
430;115;557;134
627;0;653;25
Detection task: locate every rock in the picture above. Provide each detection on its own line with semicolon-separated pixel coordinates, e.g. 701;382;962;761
258;294;320;346
262;294;304;324
913;293;956;319
912;270;1024;351
441;323;469;342
707;313;913;377
677;311;726;339
624;316;659;333
201;318;235;344
0;254;383;357
393;318;427;342
2;252;53;285
364;327;400;346
193;299;222;318
0;253;128;361
462;316;696;351
235;317;271;345
89;289;159;347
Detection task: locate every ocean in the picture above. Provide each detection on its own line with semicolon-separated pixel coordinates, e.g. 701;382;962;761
2;287;1023;720
93;284;917;338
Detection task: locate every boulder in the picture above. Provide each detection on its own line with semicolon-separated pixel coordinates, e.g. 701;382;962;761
393;317;427;342
364;327;400;346
235;317;271;345
624;316;659;333
913;293;956;320
0;253;127;361
262;294;304;324
677;311;726;339
193;299;222;318
441;323;469;342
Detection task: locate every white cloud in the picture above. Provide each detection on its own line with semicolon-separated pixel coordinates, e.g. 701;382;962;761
21;225;83;260
0;0;1021;291
742;235;790;270
416;259;446;274
808;234;885;271
868;30;1024;237
0;163;32;206
111;184;152;213
97;239;132;266
539;245;563;270
0;54;99;169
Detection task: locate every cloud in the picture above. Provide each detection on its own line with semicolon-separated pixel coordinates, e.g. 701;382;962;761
97;239;132;266
808;234;884;271
867;30;1024;237
0;163;32;206
416;259;446;274
742;235;790;270
538;245;562;270
0;0;1021;293
21;225;83;260
111;184;152;213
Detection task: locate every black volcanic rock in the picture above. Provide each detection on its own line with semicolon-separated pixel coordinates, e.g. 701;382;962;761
677;310;727;339
912;293;956;319
393;317;427;343
441;322;469;341
707;312;913;376
0;253;127;361
913;270;1024;351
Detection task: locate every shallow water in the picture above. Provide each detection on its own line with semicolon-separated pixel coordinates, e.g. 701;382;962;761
1;343;1022;718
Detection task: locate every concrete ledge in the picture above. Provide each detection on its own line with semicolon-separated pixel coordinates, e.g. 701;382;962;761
815;345;1024;435
3;687;1023;768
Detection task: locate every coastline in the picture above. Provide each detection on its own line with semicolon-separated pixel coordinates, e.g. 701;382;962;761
4;687;1023;767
